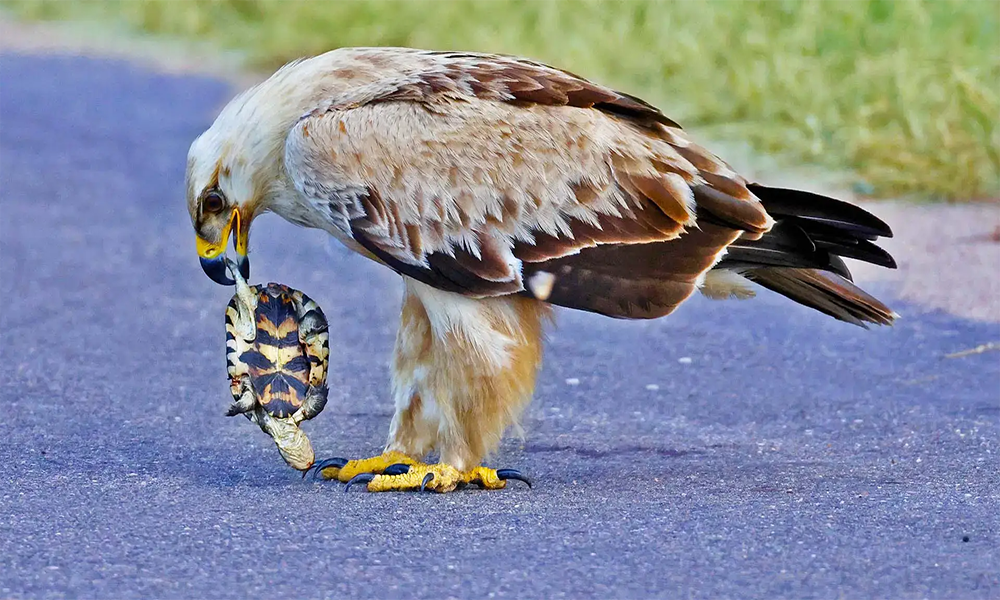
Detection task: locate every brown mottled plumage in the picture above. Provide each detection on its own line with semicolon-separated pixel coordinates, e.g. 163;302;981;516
188;48;896;491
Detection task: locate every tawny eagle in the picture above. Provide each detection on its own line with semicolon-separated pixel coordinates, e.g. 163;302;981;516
187;48;896;492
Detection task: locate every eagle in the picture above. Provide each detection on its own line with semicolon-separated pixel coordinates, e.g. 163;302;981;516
186;48;896;492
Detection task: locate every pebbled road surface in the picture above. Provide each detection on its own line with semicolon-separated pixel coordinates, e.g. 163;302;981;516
1;54;998;600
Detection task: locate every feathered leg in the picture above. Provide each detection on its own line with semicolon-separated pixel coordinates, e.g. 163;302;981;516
316;279;547;492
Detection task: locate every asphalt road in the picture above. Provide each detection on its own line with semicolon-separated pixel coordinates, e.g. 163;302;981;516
1;54;998;600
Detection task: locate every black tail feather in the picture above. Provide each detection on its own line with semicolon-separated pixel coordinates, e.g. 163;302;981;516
716;184;897;327
783;216;897;269
719;220;855;279
746;183;893;239
744;268;897;328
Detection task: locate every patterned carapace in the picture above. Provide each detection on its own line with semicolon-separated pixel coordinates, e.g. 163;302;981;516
225;283;329;422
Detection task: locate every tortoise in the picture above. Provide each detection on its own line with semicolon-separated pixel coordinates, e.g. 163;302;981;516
224;261;330;471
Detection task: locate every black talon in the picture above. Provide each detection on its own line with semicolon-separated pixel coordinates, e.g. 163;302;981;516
419;472;434;492
496;469;532;489
345;473;376;493
311;457;349;480
383;463;411;476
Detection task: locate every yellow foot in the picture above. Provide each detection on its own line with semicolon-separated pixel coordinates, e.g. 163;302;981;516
310;453;531;493
310;451;417;482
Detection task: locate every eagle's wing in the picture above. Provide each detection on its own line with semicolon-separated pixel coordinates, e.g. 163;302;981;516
285;52;775;319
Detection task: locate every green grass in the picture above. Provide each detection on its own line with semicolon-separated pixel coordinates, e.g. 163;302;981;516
6;0;998;201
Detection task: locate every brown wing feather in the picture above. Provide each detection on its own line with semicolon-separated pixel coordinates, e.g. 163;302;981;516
522;222;742;319
286;49;772;315
350;209;522;296
368;52;681;128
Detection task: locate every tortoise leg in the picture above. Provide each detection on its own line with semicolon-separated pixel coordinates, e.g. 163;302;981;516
295;383;328;424
225;378;256;416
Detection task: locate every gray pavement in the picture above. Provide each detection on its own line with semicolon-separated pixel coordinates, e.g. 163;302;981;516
1;54;998;600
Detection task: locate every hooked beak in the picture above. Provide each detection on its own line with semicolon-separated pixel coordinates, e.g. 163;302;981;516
196;208;250;286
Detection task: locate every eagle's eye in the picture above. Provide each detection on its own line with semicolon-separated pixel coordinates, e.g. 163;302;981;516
202;189;225;214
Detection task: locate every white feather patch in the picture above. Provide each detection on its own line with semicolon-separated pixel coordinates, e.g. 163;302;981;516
699;270;757;300
526;271;556;301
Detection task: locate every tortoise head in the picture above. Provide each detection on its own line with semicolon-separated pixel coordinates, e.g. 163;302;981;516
252;407;314;471
271;419;315;471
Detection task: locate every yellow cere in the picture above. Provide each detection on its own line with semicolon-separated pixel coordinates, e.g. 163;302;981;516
196;208;239;259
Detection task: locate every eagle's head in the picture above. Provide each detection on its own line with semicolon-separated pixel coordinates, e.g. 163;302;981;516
185;58;328;286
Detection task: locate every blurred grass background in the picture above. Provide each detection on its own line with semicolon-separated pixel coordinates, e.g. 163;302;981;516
5;0;998;201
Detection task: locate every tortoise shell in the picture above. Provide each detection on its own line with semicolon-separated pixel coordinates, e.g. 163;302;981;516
243;284;310;417
225;283;328;419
